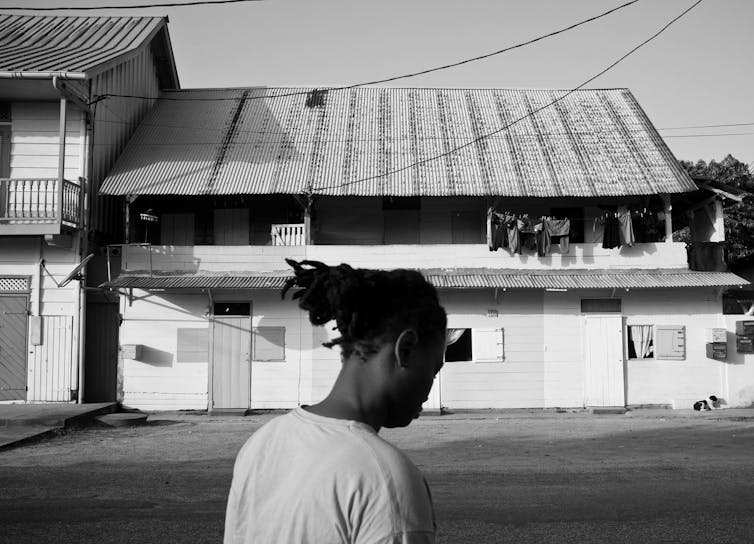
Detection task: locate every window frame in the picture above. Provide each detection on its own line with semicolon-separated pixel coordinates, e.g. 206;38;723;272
444;327;504;363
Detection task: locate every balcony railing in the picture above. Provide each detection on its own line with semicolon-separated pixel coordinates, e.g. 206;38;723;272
270;223;305;246
0;178;81;234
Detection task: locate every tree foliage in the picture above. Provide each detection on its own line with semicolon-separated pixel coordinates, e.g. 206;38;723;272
679;154;754;263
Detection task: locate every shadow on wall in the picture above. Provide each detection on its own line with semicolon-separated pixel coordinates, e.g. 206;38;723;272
137;346;175;367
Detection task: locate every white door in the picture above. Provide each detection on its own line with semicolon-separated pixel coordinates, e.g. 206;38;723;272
584;315;625;407
211;306;252;409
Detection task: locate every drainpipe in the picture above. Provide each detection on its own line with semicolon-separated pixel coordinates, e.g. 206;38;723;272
0;71;86;80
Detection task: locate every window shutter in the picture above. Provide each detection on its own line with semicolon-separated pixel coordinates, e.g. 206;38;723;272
655;325;685;360
472;328;504;362
176;328;208;363
253;326;286;362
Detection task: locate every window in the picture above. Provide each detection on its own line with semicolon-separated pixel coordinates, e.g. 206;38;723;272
445;328;504;363
451;211;483;244
383;197;420;244
627;325;654;359
445;328;472;362
551;207;584;243
176;328;208;363
627;324;685;360
214;302;250;316
253;326;285;361
723;290;754;315
0;125;11;178
581;298;622;313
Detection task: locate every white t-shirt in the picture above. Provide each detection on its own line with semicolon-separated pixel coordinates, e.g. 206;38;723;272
224;407;436;544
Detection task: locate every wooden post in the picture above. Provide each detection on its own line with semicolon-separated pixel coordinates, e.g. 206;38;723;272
661;194;673;243
304;202;312;245
57;97;67;224
712;198;725;242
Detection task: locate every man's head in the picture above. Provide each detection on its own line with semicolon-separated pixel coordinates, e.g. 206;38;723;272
283;259;447;427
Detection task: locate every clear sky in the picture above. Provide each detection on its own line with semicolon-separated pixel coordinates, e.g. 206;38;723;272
3;0;753;166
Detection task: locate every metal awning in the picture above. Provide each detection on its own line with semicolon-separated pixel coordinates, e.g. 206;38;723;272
102;269;749;291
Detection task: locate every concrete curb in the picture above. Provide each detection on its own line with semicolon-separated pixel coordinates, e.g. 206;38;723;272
0;403;118;452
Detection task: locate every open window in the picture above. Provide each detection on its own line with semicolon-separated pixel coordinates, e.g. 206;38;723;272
627;324;685;360
445;328;504;363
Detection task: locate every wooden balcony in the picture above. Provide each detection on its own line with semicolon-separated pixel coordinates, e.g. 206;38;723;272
0;178;82;235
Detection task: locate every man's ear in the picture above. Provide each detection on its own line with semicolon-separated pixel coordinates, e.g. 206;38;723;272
394;329;419;368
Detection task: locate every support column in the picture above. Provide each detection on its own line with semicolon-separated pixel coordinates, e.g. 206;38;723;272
712;198;725;242
661;194;673;243
57;97;67;223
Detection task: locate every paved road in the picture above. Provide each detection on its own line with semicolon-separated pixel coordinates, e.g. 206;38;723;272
2;411;754;543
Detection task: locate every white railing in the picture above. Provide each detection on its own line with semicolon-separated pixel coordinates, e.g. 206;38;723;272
270;223;305;246
0;178;81;226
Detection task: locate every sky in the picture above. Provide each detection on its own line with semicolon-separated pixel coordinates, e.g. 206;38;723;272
3;0;753;167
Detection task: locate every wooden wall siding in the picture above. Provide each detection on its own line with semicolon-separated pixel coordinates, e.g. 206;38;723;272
161;213;195;245
622;288;725;408
543;292;585;407
120;242;689;275
119;293;208;410
27;315;76;402
439;290;547;409
0;239;81;322
214;209;250;245
10;103;83;181
723;314;754;407
90;47;161;238
119;290;312;410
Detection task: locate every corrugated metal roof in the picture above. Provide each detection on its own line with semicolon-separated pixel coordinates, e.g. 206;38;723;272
103;269;749;290
0;14;166;75
100;86;697;197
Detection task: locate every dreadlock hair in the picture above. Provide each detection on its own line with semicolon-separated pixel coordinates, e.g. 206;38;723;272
282;259;447;360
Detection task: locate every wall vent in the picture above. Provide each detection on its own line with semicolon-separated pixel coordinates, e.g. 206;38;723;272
0;277;30;292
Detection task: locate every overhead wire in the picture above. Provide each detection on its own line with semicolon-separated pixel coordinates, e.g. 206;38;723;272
309;0;705;192
0;0;263;10
88;0;641;104
658;122;754;130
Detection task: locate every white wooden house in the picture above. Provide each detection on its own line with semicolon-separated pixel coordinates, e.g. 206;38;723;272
0;14;179;403
98;86;753;411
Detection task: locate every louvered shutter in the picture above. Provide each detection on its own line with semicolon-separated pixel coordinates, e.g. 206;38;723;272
472;328;504;362
655;325;685;360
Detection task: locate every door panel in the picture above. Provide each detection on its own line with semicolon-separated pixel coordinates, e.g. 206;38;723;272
0;296;28;401
84;301;119;402
211;316;251;409
584;316;625;407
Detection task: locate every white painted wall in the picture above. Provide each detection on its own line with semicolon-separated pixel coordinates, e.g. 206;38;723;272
118;289;315;411
623;288;726;409
0;237;83;401
10;102;83;181
120;242;690;275
115;285;752;412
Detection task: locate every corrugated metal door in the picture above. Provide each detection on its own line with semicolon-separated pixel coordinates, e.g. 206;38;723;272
84;301;119;402
211;316;252;409
0;296;28;401
584;316;625;407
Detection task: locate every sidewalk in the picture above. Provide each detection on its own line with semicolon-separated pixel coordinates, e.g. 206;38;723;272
0;402;117;451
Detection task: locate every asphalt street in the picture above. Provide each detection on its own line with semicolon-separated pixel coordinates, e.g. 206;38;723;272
1;410;753;543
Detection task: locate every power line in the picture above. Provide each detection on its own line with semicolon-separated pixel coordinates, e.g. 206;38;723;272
663;132;754;138
310;0;705;192
90;0;641;104
659;122;754;130
0;0;263;10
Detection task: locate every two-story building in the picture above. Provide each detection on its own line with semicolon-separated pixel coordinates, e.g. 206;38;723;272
0;14;178;403
98;86;751;412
